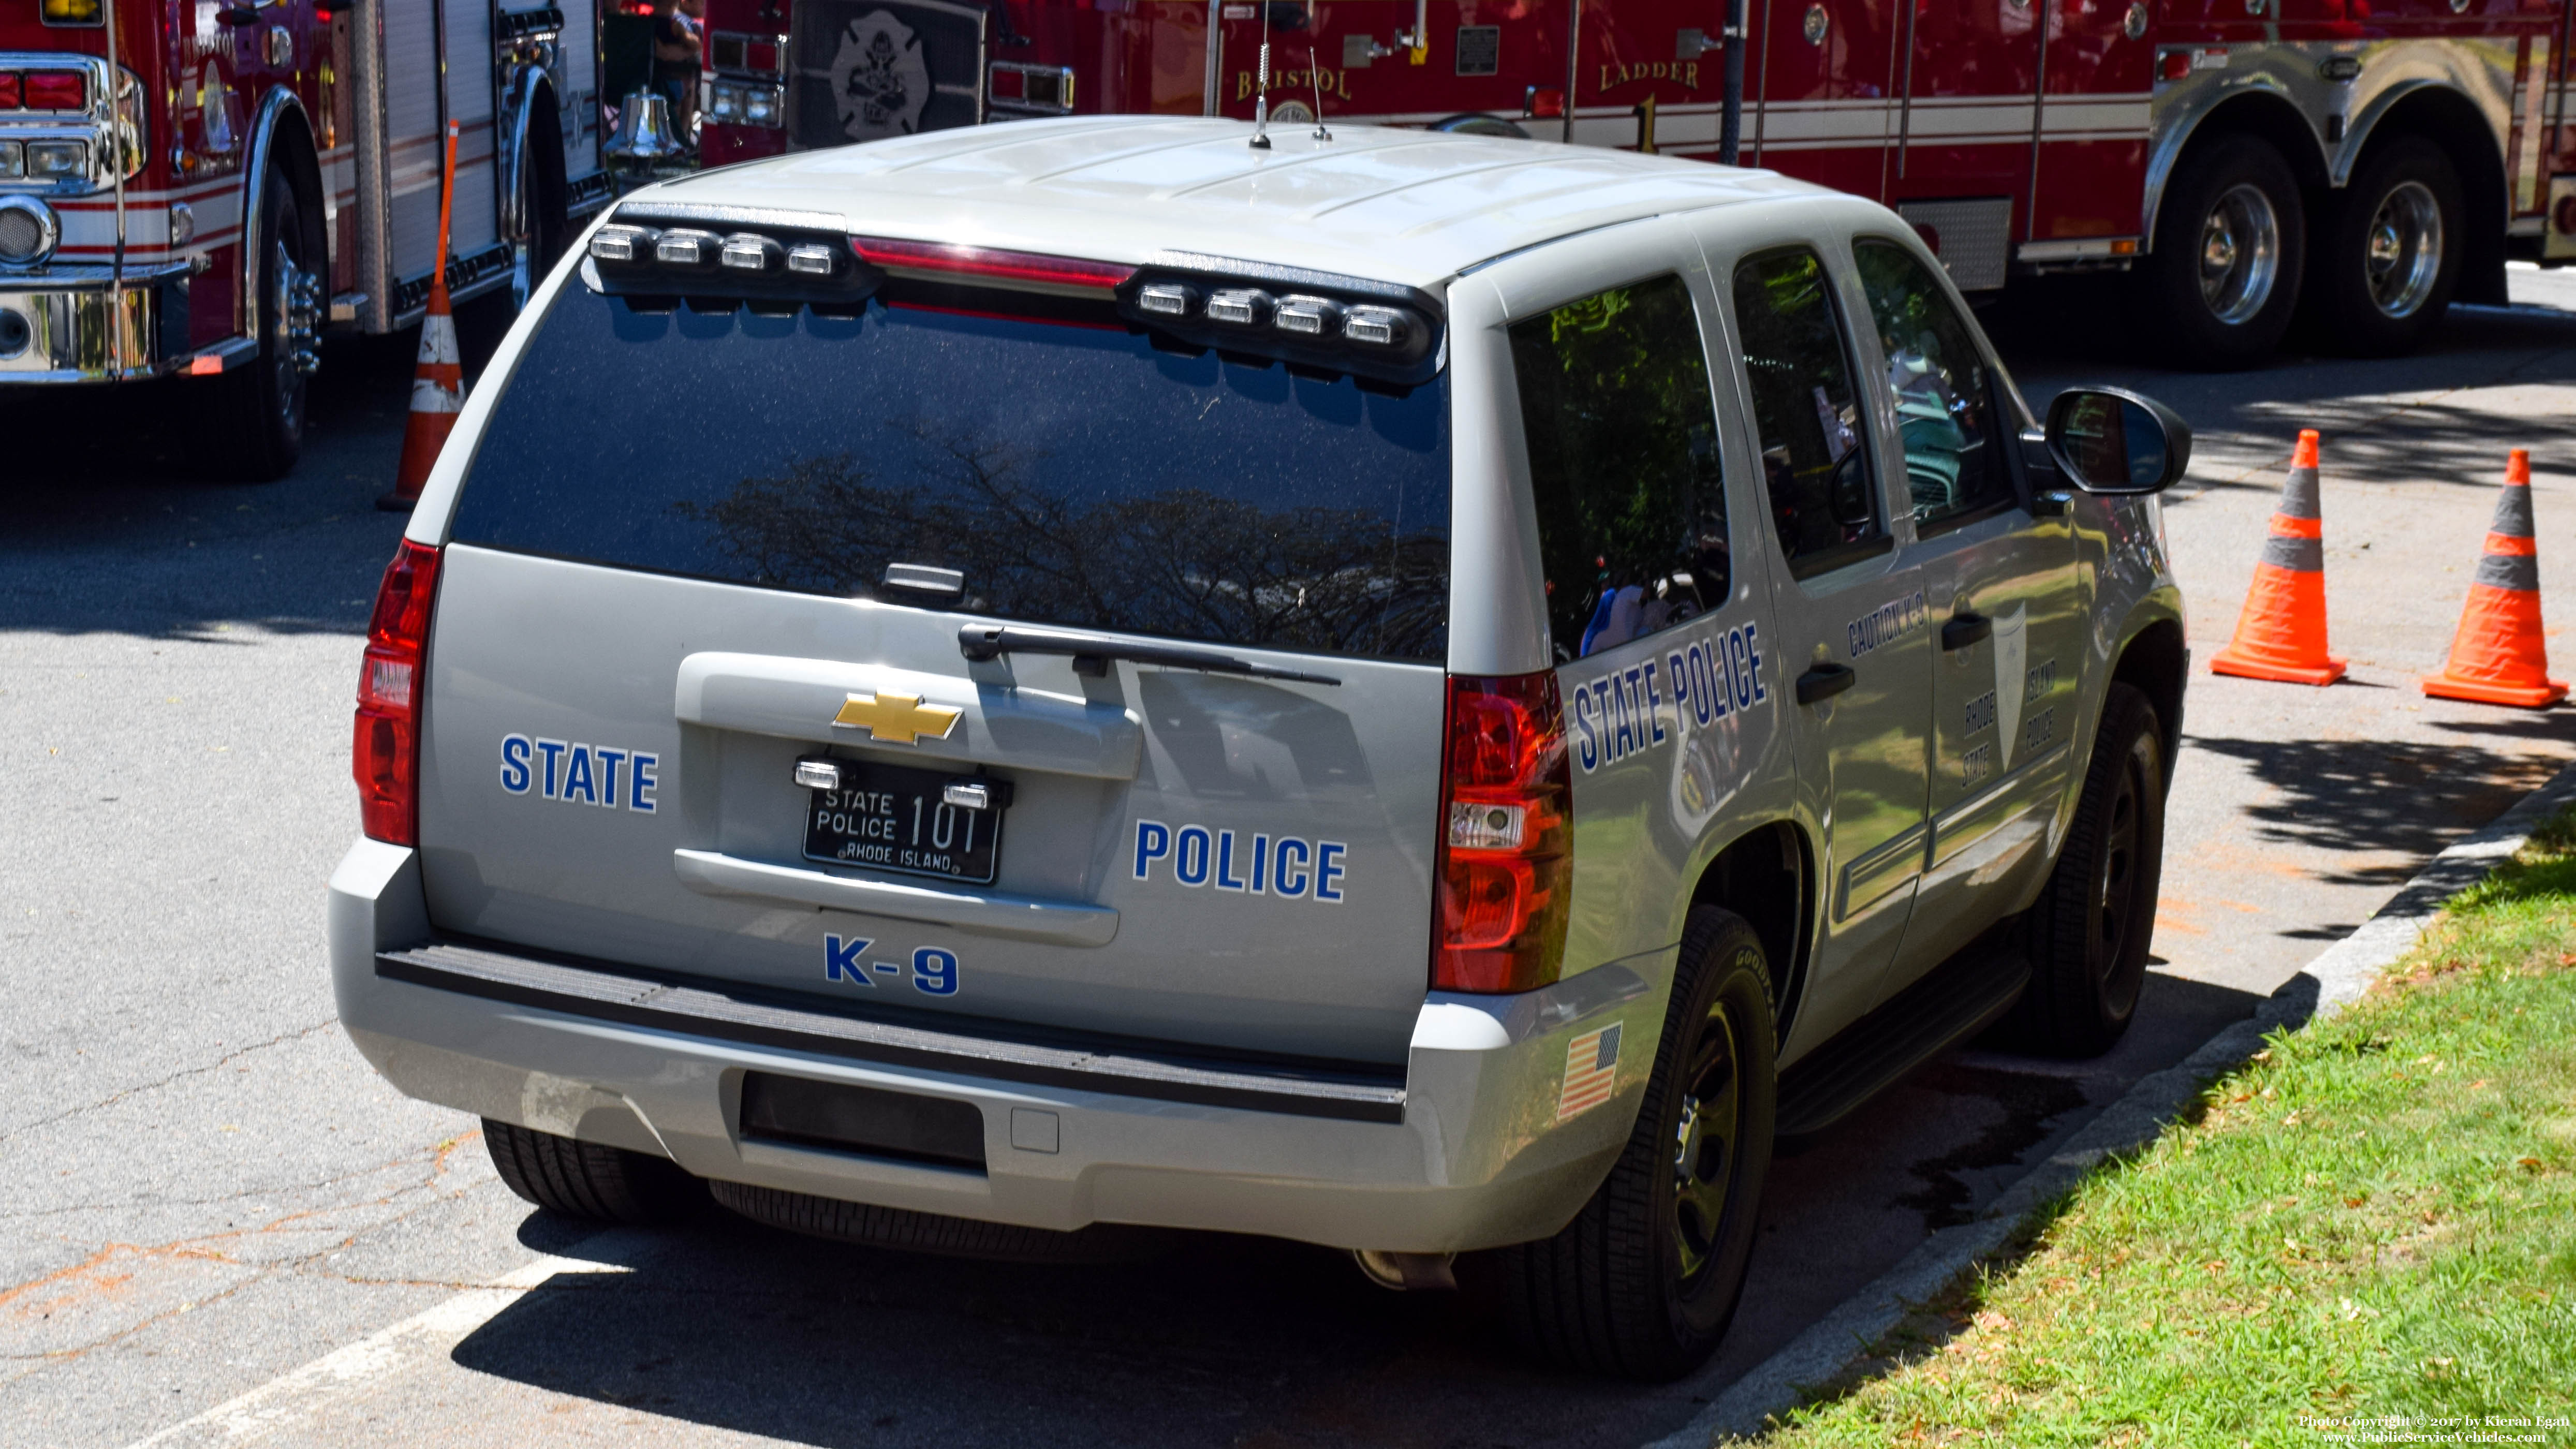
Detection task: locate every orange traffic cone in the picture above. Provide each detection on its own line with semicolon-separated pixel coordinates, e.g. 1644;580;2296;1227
2210;428;2346;686
378;120;463;513
2422;449;2566;708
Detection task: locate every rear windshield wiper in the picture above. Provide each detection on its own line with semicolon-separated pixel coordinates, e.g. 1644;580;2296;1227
957;624;1342;686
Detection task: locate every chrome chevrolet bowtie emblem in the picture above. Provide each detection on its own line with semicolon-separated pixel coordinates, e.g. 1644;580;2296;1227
831;690;961;745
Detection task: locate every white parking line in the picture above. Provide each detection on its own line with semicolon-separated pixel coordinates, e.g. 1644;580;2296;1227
119;1229;667;1449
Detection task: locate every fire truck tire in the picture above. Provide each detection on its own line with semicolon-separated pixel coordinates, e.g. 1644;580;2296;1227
1461;907;1776;1381
2308;137;2462;357
203;162;319;482
2136;135;2305;369
516;103;571;306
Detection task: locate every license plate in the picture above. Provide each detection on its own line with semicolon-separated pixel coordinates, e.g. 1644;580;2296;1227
802;761;1006;886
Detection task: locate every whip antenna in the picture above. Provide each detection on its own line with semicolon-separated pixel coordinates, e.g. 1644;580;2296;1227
1309;46;1331;140
1249;5;1272;149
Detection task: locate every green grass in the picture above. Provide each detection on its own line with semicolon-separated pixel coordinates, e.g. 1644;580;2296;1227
1759;810;2576;1447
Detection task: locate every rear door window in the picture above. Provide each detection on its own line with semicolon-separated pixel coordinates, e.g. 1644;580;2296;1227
1508;273;1731;662
1730;248;1886;580
449;286;1454;662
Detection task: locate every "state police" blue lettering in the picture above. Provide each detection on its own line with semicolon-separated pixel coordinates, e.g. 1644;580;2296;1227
1571;623;1767;773
1131;821;1346;901
501;733;658;812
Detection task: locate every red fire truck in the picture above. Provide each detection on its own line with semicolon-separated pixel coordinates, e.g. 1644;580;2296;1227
0;0;611;478
696;0;2575;366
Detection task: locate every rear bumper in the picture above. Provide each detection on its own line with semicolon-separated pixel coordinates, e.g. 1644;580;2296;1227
329;839;1674;1253
0;263;200;383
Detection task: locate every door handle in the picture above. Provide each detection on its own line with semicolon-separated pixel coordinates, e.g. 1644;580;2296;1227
1941;612;1992;652
1795;662;1856;705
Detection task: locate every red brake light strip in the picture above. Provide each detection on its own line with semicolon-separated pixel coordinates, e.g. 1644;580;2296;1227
849;235;1135;298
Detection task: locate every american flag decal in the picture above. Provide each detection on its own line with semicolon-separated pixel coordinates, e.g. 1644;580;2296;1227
1555;1022;1624;1121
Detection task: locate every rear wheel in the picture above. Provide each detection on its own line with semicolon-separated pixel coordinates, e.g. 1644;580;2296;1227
2006;682;2167;1057
1467;906;1776;1380
484;1118;708;1224
2308;136;2462;357
2135;135;2305;369
202;162;321;482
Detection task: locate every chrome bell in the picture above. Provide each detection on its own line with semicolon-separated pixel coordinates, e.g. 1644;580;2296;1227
604;91;684;167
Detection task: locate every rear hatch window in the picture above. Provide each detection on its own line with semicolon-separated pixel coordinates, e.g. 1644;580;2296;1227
450;286;1452;662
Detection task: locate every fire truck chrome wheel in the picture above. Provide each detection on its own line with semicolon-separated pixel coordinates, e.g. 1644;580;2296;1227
2364;179;2444;320
2137;134;2303;367
2309;136;2463;357
2198;182;2280;326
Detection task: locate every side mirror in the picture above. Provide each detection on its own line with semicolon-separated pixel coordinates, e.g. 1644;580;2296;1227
2044;387;2192;495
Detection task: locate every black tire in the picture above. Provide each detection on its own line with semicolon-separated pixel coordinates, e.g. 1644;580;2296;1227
202;162;321;482
705;1179;1160;1263
2134;134;2305;369
484;1117;708;1224
1465;906;1777;1380
513;103;571;310
2007;682;2167;1057
2307;136;2462;357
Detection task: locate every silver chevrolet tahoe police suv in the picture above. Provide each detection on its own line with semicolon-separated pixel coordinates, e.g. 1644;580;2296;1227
329;116;2191;1379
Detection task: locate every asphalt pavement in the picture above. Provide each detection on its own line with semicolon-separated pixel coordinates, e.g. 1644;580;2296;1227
6;274;2576;1449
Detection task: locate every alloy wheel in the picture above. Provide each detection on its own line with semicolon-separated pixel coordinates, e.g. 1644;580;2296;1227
2197;182;2281;326
2364;179;2445;320
1670;998;1743;1286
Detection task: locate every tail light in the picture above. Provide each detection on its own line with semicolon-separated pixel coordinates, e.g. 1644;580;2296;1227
1433;672;1573;994
23;70;87;110
354;541;442;846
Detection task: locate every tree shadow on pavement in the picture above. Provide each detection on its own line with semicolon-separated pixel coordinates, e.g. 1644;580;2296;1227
2187;731;2576;888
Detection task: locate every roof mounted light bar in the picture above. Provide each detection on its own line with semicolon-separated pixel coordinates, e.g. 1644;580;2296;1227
585;203;881;308
1114;252;1444;386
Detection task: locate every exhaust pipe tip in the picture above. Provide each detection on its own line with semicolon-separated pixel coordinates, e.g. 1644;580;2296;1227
1351;1249;1457;1292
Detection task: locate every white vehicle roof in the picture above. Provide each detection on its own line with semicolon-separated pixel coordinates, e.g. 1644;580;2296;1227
637;117;1831;289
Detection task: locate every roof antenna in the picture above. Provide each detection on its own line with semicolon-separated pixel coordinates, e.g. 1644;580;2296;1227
1248;5;1272;149
1308;46;1332;141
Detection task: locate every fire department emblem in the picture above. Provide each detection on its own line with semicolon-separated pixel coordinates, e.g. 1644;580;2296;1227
830;10;932;141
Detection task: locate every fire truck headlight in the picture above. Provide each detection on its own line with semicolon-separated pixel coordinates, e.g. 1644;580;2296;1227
0;142;23;181
25;139;87;180
743;85;781;126
706;81;743;122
